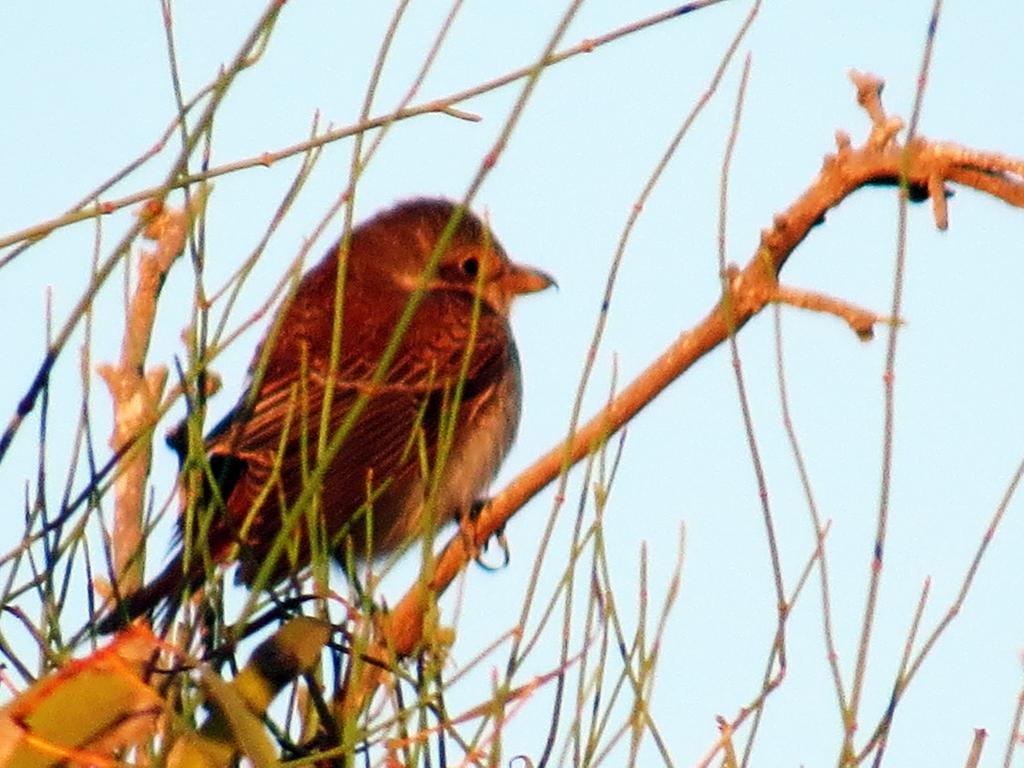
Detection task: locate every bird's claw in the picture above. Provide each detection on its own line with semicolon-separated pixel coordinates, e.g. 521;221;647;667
461;499;510;571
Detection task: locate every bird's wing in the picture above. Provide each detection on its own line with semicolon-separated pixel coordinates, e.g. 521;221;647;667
200;291;511;566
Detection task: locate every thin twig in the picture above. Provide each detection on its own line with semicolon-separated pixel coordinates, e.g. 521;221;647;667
0;1;728;256
848;0;944;746
772;303;848;712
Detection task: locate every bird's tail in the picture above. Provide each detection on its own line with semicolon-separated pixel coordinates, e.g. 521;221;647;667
94;554;203;635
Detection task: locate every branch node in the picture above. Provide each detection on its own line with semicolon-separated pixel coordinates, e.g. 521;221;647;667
871;116;904;151
774;284;887;341
850;69;886;124
439;105;482;122
834;129;852;153
849;70;905;150
928;173;949;230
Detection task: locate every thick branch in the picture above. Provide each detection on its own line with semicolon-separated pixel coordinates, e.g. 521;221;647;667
363;70;1024;679
97;202;189;593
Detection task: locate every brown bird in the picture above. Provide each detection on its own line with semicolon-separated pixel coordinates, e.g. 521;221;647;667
97;198;553;632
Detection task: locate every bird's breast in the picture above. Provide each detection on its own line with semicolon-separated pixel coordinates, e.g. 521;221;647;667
391;341;523;546
446;341;523;502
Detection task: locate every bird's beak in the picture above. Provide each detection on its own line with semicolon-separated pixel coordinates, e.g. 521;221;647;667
504;263;556;296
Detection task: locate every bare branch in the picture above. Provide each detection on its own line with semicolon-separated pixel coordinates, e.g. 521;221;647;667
97;200;194;594
358;71;1024;698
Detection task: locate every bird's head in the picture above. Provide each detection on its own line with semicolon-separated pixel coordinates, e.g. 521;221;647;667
360;198;554;316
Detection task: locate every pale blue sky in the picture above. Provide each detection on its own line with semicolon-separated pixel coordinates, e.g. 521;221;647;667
2;2;1024;765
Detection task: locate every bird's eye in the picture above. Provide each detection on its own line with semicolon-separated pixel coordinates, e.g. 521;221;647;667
461;256;480;278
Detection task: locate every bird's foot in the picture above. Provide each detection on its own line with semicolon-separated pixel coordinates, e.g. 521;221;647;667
459;499;510;571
